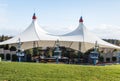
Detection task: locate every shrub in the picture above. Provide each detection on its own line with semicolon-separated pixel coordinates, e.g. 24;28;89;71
6;53;11;60
0;54;4;59
112;57;117;62
99;56;104;62
12;54;18;61
4;44;9;50
106;58;110;62
10;46;17;51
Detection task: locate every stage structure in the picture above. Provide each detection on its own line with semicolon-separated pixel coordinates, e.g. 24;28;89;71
0;13;120;53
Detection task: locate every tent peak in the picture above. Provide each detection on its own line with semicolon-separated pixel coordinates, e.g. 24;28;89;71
79;16;83;23
32;13;37;20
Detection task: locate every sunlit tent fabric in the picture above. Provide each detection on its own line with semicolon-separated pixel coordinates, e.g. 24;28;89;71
0;13;59;49
0;14;120;52
58;17;120;52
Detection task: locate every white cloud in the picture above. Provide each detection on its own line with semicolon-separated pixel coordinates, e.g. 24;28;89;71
0;26;24;36
0;3;119;40
42;25;71;35
90;24;120;39
40;24;120;40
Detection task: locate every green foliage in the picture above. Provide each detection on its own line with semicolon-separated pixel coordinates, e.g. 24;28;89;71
99;56;104;62
84;48;94;55
0;54;4;59
112;57;117;62
4;44;9;50
77;51;83;58
113;49;117;52
10;46;17;51
0;62;120;81
12;55;18;61
103;39;120;46
24;49;33;55
33;47;40;56
0;35;13;49
0;45;4;48
6;53;11;60
44;47;51;57
0;35;12;42
0;35;5;42
106;58;110;62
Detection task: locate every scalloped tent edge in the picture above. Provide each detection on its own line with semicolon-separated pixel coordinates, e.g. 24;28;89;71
0;14;120;52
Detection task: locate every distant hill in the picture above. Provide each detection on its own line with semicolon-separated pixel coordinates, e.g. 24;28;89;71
103;39;120;46
0;35;12;42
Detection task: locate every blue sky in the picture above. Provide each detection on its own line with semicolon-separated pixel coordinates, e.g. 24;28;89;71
0;0;120;39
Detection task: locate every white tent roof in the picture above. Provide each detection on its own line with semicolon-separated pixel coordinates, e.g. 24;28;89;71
0;13;60;50
0;13;59;44
0;14;120;52
58;17;120;52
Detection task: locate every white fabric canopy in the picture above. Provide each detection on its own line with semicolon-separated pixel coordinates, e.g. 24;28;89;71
0;14;120;52
58;17;120;52
0;13;59;49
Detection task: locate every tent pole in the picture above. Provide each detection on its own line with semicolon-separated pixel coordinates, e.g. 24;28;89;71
33;41;36;48
17;38;22;62
79;42;81;51
37;41;39;47
69;42;73;48
53;41;56;47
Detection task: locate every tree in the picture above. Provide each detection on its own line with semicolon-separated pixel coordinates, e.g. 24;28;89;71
4;44;9;50
6;53;10;60
24;49;33;54
33;47;39;56
83;48;94;63
10;46;17;51
12;55;17;61
0;35;5;42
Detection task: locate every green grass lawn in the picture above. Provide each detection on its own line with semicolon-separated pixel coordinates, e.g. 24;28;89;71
0;62;120;81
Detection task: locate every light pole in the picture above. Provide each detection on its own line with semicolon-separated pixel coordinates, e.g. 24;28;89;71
16;38;24;62
54;40;61;64
89;41;99;65
117;52;120;63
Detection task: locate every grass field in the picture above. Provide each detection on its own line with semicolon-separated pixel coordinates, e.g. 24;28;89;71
0;62;120;81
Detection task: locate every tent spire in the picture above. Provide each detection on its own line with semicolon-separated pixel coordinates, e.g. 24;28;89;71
79;16;83;23
32;13;37;20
